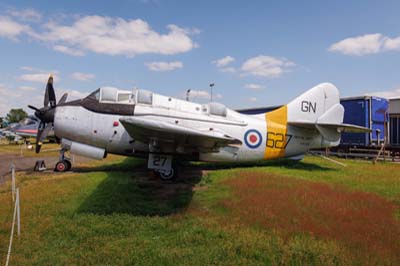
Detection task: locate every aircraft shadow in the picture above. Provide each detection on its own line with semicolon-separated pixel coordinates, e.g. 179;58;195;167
73;157;147;173
77;157;334;216
184;158;335;172
77;158;202;216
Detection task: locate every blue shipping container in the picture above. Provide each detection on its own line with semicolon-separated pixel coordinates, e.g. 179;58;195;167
341;96;388;146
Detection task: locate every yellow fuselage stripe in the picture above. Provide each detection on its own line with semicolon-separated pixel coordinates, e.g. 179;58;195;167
264;105;288;160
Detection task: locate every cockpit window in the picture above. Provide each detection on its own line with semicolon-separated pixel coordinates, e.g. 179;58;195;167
86;87;135;105
100;87;118;102
137;90;153;105
87;89;100;100
94;90;100;101
117;93;131;102
209;102;227;117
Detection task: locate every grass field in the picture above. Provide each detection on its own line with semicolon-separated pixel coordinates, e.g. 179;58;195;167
0;142;60;157
0;155;399;265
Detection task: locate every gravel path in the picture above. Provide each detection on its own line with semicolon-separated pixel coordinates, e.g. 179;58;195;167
0;152;91;185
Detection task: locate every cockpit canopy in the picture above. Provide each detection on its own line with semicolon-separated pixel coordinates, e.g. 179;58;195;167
88;87;154;105
209;102;227;117
85;87;230;118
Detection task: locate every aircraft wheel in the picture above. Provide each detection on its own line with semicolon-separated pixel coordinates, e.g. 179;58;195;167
157;167;177;181
55;160;69;172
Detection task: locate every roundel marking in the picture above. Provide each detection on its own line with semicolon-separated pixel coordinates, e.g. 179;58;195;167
244;129;262;149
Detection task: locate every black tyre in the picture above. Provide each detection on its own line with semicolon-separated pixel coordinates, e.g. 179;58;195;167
157;167;178;181
55;160;68;172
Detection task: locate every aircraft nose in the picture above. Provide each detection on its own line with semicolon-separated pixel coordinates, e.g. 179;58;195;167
35;107;55;123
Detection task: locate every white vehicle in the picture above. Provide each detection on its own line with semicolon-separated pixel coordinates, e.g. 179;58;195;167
29;76;368;180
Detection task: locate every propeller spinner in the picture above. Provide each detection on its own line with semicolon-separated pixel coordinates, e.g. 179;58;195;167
28;75;67;153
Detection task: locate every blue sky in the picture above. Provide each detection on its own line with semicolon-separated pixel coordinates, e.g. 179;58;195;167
0;0;399;116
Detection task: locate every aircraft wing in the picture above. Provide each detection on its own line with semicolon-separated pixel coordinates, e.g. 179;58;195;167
120;116;242;152
14;129;38;138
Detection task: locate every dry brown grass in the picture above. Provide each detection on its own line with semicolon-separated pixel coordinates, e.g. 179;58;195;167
218;171;400;264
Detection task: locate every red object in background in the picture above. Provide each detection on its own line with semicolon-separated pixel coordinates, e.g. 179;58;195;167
113;121;119;127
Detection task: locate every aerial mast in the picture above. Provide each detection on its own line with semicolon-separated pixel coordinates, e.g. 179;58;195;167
210;83;215;102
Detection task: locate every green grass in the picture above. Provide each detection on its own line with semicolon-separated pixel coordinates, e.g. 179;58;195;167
0;142;60;157
0;156;399;265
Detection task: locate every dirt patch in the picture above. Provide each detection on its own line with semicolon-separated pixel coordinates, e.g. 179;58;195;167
0;152;92;185
219;171;400;262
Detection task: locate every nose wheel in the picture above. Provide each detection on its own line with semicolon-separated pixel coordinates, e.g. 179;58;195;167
55;160;71;172
55;148;72;172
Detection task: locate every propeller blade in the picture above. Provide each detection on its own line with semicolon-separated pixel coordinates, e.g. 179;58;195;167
39;123;52;143
58;93;68;105
44;75;56;108
35;141;42;154
28;105;40;112
44;83;49;107
35;121;45;153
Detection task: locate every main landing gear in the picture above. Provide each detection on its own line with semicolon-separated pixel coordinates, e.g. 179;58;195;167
153;165;178;181
148;153;178;181
55;148;72;172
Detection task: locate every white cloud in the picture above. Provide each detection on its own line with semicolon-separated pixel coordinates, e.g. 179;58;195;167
0;10;198;57
382;36;400;51
19;67;59;83
329;34;383;56
187;89;209;98
241;55;295;78
212;56;235;67
20;66;37;71
0;84;41;116
186;89;222;100
329;33;400;56
7;8;42;22
0;83;89;117
19;73;54;83
53;45;85;56
248;97;257;102
34;16;197;57
18;86;37;91
219;67;236;73
56;88;89;101
365;87;400;99
0;16;31;39
244;83;265;91
71;72;95;81
145;61;183;72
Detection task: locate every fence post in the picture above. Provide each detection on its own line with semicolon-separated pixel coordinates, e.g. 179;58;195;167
17;188;20;236
11;164;15;202
5;187;18;266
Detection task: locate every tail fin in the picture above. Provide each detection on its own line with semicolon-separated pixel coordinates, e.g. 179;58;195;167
264;83;369;157
264;83;343;129
286;83;343;124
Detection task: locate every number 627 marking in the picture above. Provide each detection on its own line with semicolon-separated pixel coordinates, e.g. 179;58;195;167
266;132;292;149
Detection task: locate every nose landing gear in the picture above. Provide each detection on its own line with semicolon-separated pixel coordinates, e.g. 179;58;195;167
55;148;72;172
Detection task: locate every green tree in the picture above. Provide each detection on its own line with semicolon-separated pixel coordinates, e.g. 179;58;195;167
6;108;28;123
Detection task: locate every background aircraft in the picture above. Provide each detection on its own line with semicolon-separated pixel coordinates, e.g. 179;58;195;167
28;76;368;180
0;116;55;143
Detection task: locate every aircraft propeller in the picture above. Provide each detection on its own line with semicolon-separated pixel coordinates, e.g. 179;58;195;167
28;75;68;153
